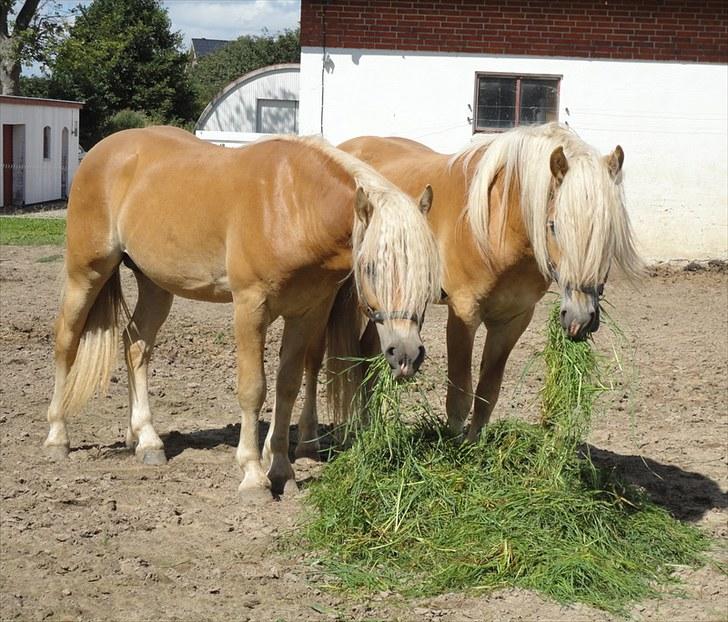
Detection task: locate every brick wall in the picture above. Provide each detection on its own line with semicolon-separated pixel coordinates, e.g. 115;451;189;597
300;0;727;63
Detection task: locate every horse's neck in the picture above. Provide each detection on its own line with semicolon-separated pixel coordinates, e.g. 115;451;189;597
452;157;540;300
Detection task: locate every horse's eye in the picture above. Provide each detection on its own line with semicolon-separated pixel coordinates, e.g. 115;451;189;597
548;220;556;235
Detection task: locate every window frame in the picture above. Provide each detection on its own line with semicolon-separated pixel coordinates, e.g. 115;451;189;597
42;125;51;159
472;72;562;133
255;98;299;134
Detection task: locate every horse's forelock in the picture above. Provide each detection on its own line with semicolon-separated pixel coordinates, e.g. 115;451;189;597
464;123;643;285
299;137;440;318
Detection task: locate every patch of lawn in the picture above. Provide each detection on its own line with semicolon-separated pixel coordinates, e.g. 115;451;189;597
0;217;66;246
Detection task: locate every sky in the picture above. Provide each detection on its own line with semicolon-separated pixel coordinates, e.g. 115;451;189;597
161;0;301;44
20;0;301;76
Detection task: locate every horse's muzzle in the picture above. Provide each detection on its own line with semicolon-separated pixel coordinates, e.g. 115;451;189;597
561;295;600;341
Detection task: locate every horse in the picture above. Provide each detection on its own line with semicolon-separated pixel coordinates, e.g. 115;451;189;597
297;122;643;449
43;126;441;500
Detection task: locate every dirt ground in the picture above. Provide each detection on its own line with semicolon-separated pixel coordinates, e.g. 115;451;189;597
1;244;726;622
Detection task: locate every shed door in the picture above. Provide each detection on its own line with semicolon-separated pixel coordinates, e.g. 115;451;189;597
2;125;13;207
256;99;298;134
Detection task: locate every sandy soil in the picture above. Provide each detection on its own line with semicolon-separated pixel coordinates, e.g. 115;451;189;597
1;245;726;622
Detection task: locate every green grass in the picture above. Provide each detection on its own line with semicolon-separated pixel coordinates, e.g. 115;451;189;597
0;217;66;246
303;306;709;615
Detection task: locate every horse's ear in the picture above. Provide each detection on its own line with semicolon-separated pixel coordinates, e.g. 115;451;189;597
549;146;569;183
605;145;624;179
354;186;373;225
418;184;433;215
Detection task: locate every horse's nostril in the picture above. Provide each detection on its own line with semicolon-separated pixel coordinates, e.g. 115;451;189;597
560;309;567;318
386;347;395;357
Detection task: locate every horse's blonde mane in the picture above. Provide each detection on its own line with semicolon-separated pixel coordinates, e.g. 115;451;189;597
453;123;643;286
268;135;442;319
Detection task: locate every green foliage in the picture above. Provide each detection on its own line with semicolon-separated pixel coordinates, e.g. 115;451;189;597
2;1;70;94
48;0;194;148
188;29;300;118
303;308;709;614
106;108;154;134
18;74;51;98
0;217;65;245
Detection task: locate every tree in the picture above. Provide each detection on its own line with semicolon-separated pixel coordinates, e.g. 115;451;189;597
189;29;300;118
19;73;50;97
49;0;195;148
0;0;68;94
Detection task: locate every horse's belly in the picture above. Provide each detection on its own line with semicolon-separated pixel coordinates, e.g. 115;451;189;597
125;252;233;303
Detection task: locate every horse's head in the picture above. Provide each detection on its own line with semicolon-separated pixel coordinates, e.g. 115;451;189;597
545;143;633;341
353;184;439;378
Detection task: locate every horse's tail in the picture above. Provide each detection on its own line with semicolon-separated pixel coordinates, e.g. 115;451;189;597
62;267;126;417
325;276;365;429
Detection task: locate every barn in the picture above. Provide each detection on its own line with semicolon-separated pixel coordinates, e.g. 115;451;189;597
194;63;300;147
298;0;728;261
0;95;82;208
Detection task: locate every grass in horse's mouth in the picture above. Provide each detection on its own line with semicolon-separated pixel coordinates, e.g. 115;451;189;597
301;305;710;615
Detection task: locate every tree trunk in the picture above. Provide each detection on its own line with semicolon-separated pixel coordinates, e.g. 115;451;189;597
0;33;21;95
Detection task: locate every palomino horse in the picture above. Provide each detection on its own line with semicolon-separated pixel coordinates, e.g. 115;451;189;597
44;126;441;499
297;123;642;450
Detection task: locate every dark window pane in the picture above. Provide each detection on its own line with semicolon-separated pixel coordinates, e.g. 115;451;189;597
519;79;559;125
43;126;51;159
476;77;516;130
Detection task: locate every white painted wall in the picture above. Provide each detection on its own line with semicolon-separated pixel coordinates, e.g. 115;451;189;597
300;48;728;260
0;99;81;207
194;130;274;147
196;64;299;134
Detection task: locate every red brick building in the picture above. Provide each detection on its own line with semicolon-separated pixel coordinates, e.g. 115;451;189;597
297;0;727;259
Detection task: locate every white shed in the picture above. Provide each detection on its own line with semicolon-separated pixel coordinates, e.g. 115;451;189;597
195;63;299;147
0;95;83;208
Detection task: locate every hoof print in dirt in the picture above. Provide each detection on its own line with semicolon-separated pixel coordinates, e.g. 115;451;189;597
43;444;70;461
238;486;275;505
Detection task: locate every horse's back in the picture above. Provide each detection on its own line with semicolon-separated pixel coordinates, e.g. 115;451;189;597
339;136;436;168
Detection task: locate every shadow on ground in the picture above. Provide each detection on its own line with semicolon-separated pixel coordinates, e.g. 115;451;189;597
587;444;727;522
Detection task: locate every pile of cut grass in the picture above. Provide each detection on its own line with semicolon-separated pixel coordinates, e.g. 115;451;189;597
303;306;708;615
0;217;66;246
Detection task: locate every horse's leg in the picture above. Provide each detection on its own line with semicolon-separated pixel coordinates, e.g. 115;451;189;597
264;308;328;495
444;307;480;437
123;271;174;465
233;292;271;501
466;307;535;442
45;263;120;459
295;329;326;462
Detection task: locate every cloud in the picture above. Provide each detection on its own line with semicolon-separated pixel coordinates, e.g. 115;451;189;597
163;1;301;44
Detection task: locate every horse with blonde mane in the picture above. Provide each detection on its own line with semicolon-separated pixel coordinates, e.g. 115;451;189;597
44;126;441;499
297;123;642;449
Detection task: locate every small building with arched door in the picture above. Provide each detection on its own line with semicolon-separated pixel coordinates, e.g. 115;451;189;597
0;95;83;208
194;63;299;147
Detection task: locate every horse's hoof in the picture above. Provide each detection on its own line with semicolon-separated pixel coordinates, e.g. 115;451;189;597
44;444;70;461
238;485;273;505
137;448;167;466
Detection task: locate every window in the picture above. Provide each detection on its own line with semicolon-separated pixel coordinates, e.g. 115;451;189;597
42;126;51;159
256;99;298;134
474;74;560;132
